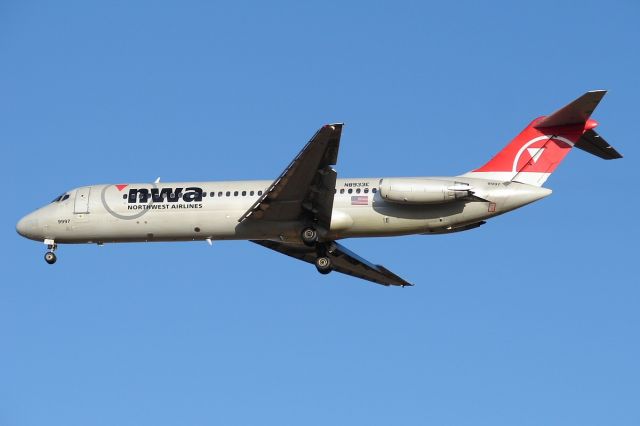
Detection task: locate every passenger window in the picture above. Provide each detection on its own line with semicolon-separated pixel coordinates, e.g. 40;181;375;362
364;188;369;193
250;191;254;196
218;191;223;197
340;189;345;194
258;190;263;196
348;189;353;194
356;188;361;194
226;191;231;197
210;192;215;197
242;191;246;196
372;188;377;193
234;191;239;196
202;192;207;197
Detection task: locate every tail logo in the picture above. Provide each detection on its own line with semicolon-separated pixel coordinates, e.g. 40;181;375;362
526;148;545;163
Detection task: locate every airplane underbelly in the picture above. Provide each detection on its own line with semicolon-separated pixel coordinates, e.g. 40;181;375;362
56;208;297;243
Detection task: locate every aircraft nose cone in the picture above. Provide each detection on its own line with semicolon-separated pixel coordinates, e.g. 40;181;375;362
16;216;28;237
16;213;39;240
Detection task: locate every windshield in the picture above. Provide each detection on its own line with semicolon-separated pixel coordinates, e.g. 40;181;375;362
51;193;70;203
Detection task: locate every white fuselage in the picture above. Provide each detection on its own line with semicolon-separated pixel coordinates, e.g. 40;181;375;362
16;176;551;245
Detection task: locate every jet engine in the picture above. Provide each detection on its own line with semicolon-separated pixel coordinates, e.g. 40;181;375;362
379;178;473;204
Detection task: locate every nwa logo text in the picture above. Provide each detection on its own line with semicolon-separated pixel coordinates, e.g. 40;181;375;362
127;187;203;203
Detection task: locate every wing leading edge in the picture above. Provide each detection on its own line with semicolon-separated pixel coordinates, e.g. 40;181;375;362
252;240;413;287
238;123;342;234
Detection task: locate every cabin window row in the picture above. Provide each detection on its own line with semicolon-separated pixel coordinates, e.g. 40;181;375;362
204;190;264;198
339;188;377;194
127;190;266;200
126;187;377;201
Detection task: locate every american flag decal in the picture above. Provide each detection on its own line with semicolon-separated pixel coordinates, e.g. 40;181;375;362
351;195;369;206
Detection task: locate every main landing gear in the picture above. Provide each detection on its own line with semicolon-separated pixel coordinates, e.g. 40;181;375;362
44;239;57;264
315;255;332;275
301;226;333;275
301;227;318;246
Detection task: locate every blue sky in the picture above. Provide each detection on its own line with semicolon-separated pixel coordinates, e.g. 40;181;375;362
1;1;639;425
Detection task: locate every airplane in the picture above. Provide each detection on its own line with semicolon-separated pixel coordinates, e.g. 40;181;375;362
16;90;622;286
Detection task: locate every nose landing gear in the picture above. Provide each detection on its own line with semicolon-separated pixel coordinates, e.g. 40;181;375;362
44;251;57;264
44;239;57;264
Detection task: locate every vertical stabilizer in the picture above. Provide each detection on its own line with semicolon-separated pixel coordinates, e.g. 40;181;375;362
462;91;621;186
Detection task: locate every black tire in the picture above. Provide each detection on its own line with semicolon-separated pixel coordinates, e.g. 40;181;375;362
44;251;57;265
315;256;332;273
316;267;332;275
301;227;318;246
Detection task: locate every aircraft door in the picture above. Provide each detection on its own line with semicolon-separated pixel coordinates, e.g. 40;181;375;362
74;186;91;214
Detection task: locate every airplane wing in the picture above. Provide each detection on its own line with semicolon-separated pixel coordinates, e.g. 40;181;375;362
251;240;413;287
238;124;343;233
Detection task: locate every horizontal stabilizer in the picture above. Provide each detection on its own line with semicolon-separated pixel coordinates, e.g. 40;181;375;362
535;90;606;128
575;129;623;160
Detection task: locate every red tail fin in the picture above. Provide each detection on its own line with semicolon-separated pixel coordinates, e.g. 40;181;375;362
463;91;621;186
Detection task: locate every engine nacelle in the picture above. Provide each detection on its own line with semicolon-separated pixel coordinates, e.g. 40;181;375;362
379;178;473;204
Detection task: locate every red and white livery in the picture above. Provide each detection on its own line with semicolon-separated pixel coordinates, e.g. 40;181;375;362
17;91;623;286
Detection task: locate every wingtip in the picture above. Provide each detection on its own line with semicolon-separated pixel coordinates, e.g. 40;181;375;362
587;89;607;100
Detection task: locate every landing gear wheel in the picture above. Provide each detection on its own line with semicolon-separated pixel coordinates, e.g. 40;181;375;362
301;227;318;246
316;267;332;275
44;251;57;264
315;256;332;274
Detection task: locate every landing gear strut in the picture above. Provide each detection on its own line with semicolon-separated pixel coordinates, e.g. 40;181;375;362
44;240;57;264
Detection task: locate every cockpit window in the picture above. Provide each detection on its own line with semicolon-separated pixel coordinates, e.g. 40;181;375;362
51;193;70;203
